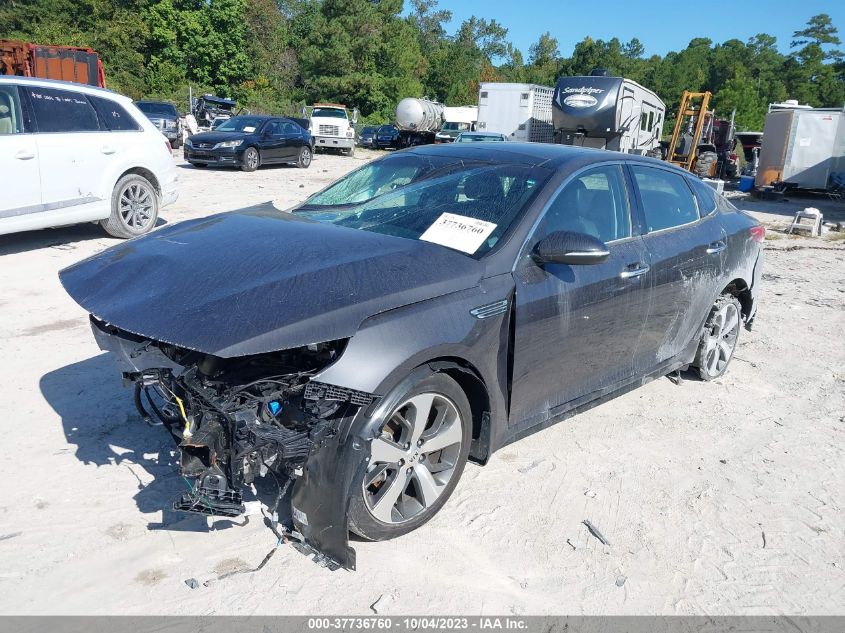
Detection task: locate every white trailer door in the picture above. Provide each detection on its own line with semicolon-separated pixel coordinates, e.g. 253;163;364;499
785;111;839;188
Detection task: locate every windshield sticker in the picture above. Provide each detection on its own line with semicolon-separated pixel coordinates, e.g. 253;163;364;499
243;126;256;133
420;213;497;254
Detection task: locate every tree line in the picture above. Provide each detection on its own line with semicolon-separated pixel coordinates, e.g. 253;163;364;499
2;0;843;131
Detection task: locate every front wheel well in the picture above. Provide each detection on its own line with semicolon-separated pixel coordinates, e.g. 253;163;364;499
419;358;491;464
721;278;753;320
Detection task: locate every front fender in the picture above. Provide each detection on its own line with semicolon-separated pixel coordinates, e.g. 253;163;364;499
314;274;513;414
291;274;516;568
290;364;448;570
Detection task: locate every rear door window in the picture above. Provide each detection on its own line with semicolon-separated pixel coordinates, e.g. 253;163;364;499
631;165;699;232
90;96;142;131
26;86;100;133
281;121;300;135
0;85;25;134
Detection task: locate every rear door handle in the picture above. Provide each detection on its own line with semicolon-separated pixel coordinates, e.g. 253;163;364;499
101;146;117;155
15;150;35;160
620;264;650;279
706;241;726;254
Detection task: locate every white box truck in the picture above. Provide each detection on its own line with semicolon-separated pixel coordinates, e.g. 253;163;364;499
305;103;358;156
476;83;555;143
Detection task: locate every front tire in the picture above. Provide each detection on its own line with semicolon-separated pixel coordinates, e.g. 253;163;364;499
296;145;312;169
101;174;159;238
348;373;472;541
694;294;742;381
241;147;259;172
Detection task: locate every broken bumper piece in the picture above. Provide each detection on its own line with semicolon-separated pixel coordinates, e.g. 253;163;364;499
174;485;244;517
90;317;376;570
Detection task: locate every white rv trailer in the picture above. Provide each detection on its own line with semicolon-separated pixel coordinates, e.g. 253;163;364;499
475;83;555;143
552;71;665;154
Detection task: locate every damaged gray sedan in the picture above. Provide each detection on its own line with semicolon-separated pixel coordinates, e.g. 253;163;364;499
60;143;764;569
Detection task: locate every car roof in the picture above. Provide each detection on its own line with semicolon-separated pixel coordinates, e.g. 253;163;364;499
0;76;130;102
404;141;692;174
136;100;176;105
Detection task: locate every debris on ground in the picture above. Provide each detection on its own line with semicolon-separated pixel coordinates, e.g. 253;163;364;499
584;489;597;498
582;520;611;546
615;575;627;587
370;593;395;614
184;578;199;589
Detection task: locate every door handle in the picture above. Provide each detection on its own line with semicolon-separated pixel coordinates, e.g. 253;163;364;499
101;146;117;155
706;241;726;254
620;264;650;279
14;150;35;160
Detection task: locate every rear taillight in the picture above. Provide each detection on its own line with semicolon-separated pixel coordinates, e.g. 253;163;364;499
165;140;173;156
750;225;766;242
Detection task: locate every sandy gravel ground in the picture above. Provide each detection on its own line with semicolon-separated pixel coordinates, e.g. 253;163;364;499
0;149;843;615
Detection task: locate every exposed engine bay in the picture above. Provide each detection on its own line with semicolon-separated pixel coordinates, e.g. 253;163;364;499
90;316;375;568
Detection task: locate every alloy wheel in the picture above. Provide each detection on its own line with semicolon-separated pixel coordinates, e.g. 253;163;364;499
119;182;155;231
246;149;259;170
702;300;740;375
364;393;463;524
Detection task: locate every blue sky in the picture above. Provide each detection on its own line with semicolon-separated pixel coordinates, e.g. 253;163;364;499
428;0;844;58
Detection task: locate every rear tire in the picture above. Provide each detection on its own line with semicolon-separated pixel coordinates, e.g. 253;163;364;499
342;146;355;157
101;174;159;239
241;147;259;172
695;151;718;178
348;373;471;541
694;294;742;381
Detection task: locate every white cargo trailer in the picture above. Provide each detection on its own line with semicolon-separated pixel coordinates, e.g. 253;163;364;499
552;71;665;154
476;83;555;143
756;106;845;190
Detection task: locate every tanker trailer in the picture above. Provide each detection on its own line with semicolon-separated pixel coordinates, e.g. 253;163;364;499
395;97;444;146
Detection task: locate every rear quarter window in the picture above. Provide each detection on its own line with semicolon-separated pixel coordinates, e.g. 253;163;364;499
26;87;101;133
690;178;718;216
91;96;142;132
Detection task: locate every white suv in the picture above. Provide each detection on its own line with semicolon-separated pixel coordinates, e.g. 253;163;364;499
0;77;178;238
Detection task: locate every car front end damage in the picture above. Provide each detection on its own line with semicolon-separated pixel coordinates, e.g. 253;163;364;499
90;316;375;569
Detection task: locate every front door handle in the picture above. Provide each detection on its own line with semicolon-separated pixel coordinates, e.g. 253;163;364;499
620;264;650;279
15;150;35;160
706;241;726;254
101;146;117;155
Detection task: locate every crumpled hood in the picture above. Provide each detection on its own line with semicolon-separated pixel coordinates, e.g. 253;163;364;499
60;204;483;358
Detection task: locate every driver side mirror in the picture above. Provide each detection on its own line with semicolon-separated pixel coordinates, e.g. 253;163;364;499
531;231;609;266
